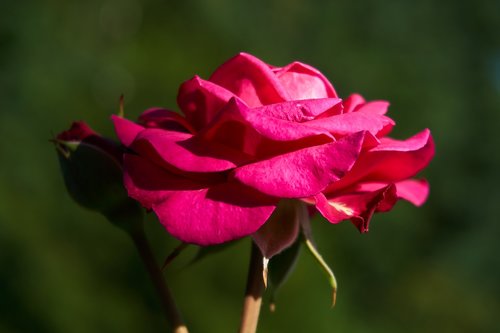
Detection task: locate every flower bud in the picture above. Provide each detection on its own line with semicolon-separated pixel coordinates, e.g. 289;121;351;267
54;121;142;232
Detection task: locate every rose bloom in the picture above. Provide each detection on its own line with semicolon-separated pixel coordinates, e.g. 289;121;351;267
112;53;434;258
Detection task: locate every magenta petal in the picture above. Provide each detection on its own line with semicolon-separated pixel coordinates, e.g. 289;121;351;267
154;182;278;246
177;76;237;131
131;128;248;173
111;115;145;147
209;53;289;107
123;154;204;209
252;200;301;259
315;184;397;232
395;179;430;206
233;131;365;198
138;108;195;133
307;111;395;137
273;61;338;99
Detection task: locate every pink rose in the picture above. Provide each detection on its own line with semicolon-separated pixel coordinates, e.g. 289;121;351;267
112;53;434;257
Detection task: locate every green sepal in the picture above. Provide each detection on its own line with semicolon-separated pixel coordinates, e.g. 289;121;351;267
268;236;302;312
55;139;143;233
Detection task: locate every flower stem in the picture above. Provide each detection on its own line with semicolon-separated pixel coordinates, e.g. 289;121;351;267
239;241;265;333
130;228;189;333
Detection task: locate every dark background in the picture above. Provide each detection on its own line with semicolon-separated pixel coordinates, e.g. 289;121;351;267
1;0;499;332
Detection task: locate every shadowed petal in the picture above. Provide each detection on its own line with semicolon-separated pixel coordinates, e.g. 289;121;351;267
123;154;205;209
131;128;249;173
252;200;302;259
138;108;195;133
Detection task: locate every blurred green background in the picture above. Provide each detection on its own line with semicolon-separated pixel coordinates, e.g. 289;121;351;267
1;0;499;332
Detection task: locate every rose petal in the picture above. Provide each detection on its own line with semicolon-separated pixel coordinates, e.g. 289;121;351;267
131;128;249;173
273;61;338;99
232;131;365;198
177;76;237;131
111;115;145;147
315;184;397;232
138;108;195;133
154;181;278;246
209;52;289;107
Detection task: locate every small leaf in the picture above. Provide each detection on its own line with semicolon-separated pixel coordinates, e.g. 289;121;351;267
303;236;337;307
268;236;301;312
118;94;125;117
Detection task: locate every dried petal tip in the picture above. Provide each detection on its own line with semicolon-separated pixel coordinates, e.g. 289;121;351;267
331;288;337;308
118;94;125;117
262;257;270;289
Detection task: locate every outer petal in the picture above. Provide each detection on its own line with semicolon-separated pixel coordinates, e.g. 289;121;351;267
273;61;338;99
232;131;365;198
154;182;278;246
209;52;289;107
131;128;249;173
177;76;237;131
111;115;145;147
394;179;430;206
138;108;195;133
315;184;397;232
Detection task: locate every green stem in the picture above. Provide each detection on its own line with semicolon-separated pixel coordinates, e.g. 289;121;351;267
238;241;265;333
130;229;189;333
